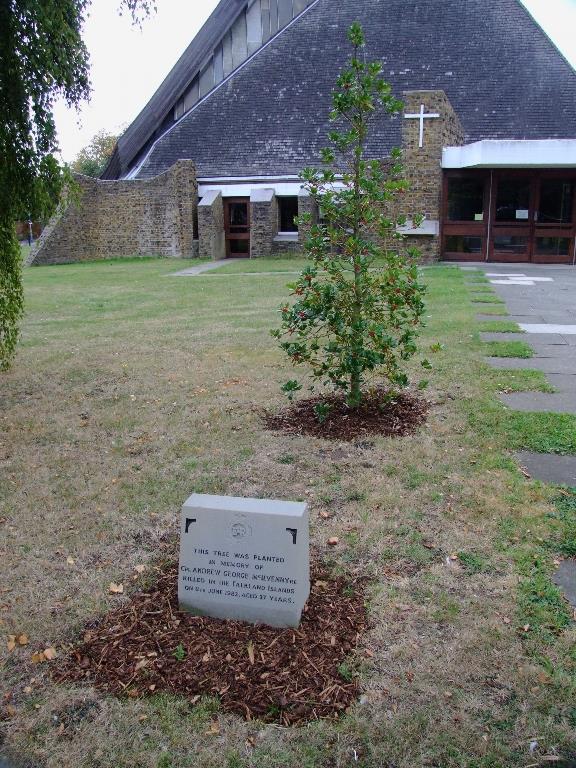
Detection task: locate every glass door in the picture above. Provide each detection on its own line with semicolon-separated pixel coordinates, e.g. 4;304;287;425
224;198;250;257
533;178;575;264
489;175;534;262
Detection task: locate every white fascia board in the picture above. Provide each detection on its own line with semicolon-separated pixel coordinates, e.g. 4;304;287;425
198;181;347;197
199;181;304;197
443;139;576;169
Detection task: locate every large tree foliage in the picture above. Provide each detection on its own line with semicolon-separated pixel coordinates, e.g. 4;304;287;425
0;0;152;370
71;129;119;177
273;23;427;410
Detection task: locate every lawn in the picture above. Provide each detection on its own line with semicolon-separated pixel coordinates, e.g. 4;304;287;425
1;258;575;768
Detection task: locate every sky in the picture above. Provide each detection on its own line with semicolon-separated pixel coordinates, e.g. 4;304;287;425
53;0;576;163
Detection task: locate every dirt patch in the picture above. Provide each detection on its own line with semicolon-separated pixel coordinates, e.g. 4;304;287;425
54;560;367;726
263;389;429;441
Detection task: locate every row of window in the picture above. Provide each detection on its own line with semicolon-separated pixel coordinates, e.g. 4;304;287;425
446;235;572;257
174;0;315;120
448;177;575;224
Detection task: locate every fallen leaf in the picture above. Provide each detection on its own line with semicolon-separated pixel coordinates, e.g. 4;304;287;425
23;686;32;694
327;537;339;546
109;583;124;594
205;721;220;736
6;635;16;652
31;652;45;664
66;556;75;566
502;617;511;625
134;565;146;574
17;634;29;646
247;641;255;665
43;647;57;661
319;511;330;519
202;652;211;663
138;715;148;722
225;653;232;662
5;704;17;718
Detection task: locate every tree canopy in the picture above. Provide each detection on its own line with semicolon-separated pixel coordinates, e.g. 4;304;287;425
71;130;119;177
0;0;152;370
273;23;427;412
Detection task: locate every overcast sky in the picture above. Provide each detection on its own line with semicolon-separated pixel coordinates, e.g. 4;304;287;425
53;0;576;162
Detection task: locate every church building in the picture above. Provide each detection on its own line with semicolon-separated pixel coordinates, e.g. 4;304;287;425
30;0;576;266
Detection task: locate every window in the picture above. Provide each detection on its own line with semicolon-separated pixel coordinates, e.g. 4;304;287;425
445;235;482;254
447;178;485;222
495;179;531;222
539;180;574;224
535;237;571;256
199;61;214;98
278;197;299;232
493;235;528;254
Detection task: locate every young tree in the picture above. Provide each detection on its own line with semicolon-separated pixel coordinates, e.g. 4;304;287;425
272;23;427;410
0;0;152;371
71;130;119;178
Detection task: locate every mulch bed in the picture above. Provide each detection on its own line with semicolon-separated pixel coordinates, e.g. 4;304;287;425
54;561;367;726
264;388;429;441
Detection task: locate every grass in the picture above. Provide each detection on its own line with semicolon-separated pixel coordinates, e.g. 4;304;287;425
483;341;534;358
471;297;507;306
487;368;555;393
475;306;509;317
1;257;575;767
478;320;523;333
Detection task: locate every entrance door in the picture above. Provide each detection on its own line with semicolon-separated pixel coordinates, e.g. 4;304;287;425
224;198;250;257
489;175;534;262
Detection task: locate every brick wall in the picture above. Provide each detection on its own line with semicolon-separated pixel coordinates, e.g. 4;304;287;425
198;190;225;260
399;90;465;261
27;160;198;266
250;189;276;257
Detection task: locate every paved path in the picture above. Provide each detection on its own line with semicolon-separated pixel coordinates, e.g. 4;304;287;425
463;263;576;485
463;263;576;609
168;259;233;276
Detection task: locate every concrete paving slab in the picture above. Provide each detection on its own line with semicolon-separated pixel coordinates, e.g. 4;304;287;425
552;560;576;609
480;332;567;344
528;344;576;358
547;374;576;392
515;452;576;486
500;391;576;414
487;356;576;374
521;324;576;334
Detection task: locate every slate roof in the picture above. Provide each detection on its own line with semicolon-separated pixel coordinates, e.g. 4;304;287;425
102;0;247;178
116;0;576;180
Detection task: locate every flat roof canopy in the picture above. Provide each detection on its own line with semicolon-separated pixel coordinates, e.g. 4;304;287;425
442;139;576;169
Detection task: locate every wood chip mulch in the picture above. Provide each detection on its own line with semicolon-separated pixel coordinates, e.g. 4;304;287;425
53;561;367;726
264;388;429;441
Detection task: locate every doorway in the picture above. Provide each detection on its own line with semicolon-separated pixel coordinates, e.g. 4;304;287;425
224;198;250;257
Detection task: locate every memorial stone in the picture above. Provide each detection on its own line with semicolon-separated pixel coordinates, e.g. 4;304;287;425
178;493;310;628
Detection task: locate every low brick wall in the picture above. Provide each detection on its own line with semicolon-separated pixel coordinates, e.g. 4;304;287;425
27;160;198;266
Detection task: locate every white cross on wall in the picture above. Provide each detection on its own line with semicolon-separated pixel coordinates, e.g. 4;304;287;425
404;104;441;148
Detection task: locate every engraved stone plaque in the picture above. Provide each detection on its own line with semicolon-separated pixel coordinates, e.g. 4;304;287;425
178;493;309;628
